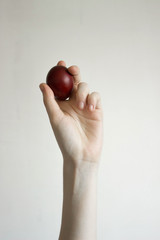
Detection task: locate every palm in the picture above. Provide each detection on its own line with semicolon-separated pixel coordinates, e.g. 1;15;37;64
53;99;103;163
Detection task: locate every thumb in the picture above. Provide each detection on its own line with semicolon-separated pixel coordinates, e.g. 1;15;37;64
39;83;64;126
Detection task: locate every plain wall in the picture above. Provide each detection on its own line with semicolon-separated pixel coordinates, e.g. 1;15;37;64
0;0;160;239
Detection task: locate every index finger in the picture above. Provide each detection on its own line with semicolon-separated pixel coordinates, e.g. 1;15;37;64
68;65;81;85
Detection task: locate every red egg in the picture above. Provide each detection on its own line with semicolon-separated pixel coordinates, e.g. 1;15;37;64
46;66;74;100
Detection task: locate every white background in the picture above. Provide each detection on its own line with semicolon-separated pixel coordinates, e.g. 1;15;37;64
0;0;160;239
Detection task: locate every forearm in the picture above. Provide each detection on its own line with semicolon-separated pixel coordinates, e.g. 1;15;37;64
59;160;99;240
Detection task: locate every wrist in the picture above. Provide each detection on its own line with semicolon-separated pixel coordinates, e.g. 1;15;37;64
63;159;98;196
63;156;100;173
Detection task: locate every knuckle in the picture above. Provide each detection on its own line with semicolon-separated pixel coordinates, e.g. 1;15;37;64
73;65;80;71
88;92;101;107
76;82;89;100
92;92;101;101
76;91;86;101
92;91;100;97
79;82;89;88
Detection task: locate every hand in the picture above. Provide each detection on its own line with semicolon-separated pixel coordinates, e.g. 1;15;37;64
39;60;103;167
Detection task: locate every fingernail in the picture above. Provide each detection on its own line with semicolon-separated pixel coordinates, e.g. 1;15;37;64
79;101;84;109
89;104;94;111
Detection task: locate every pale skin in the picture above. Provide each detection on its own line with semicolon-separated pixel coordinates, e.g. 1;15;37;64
39;60;103;240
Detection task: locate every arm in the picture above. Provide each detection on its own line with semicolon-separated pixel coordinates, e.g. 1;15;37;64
59;161;98;240
39;60;103;240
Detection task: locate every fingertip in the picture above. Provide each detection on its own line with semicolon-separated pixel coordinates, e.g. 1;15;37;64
39;83;45;92
68;65;80;76
39;83;48;93
39;83;55;98
57;60;66;66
